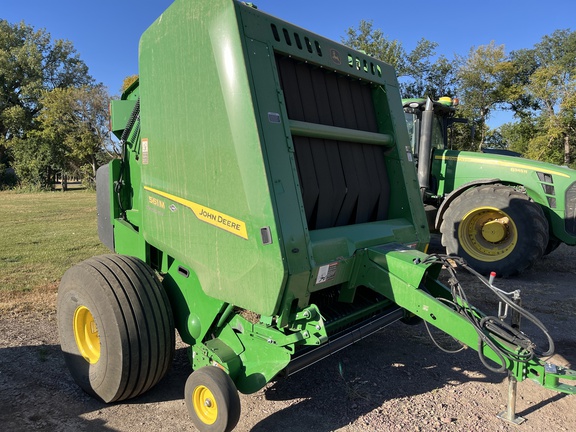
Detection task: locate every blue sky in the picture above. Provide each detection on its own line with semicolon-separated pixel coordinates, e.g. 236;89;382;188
3;0;575;127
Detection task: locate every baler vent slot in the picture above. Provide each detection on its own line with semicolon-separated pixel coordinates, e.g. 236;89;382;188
276;54;391;230
270;24;322;56
347;54;383;78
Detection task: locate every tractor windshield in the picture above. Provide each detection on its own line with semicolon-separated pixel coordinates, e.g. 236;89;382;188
404;111;446;154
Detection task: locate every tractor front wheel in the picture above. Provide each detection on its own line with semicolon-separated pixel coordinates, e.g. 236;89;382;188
185;366;241;432
57;254;175;402
440;185;548;277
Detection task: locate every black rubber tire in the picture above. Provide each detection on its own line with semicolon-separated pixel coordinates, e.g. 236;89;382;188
57;254;175;403
185;366;241;432
440;185;548;277
544;235;562;255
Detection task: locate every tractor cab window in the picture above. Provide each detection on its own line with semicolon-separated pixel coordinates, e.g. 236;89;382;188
431;114;446;150
404;111;446;153
404;112;419;153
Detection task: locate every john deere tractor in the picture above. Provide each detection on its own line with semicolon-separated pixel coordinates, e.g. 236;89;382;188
404;97;576;277
57;2;575;431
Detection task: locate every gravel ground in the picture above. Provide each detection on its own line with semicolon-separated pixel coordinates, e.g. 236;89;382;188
1;242;575;431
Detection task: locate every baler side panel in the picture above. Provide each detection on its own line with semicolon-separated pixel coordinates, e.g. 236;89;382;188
136;0;287;316
238;5;427;235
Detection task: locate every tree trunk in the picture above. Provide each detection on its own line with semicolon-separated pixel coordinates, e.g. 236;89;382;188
91;156;97;180
564;135;570;166
477;120;486;152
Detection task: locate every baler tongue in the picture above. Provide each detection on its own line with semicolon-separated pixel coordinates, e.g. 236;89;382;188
358;246;576;420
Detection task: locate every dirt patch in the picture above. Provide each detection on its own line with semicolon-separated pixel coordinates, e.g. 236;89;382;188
1;243;575;431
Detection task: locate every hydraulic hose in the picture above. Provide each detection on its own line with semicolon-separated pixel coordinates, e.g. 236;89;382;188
420;254;555;374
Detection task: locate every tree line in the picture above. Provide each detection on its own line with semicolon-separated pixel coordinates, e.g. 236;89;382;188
1;19;575;190
343;21;576;165
0;20;116;190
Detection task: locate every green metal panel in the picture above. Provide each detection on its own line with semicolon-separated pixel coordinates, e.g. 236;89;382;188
137;0;286;316
237;35;312;300
162;257;225;345
109;99;137;138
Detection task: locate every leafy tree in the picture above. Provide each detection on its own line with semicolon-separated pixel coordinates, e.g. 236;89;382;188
456;42;520;148
518;30;576;165
32;85;115;189
497;120;535;155
121;75;139;93
0;19;94;186
342;20;406;71
342;20;456;99
9;133;53;189
483;129;507;149
446;115;477;151
505;49;540;117
410;54;458;100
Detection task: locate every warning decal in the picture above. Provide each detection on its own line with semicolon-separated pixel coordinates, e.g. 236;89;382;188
316;262;338;285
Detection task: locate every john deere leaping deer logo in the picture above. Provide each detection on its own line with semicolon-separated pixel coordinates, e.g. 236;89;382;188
330;49;341;65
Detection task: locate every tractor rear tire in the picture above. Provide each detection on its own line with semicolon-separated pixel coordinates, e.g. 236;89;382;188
57;254;175;403
440;185;548;277
185;366;241;432
544;235;562;255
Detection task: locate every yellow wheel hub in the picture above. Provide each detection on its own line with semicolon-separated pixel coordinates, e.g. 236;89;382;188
459;207;517;262
73;306;100;364
193;385;218;425
481;218;508;243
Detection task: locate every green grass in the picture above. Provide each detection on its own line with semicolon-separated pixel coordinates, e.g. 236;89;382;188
0;190;108;294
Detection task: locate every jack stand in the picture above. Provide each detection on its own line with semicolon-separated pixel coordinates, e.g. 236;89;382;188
497;289;525;424
497;373;526;424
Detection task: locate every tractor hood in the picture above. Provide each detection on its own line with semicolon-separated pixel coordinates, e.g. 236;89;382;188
434;149;576;184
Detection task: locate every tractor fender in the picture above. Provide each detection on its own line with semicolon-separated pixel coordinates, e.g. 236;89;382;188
434;178;501;230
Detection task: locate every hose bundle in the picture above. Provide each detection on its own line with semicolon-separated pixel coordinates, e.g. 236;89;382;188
420;254;554;373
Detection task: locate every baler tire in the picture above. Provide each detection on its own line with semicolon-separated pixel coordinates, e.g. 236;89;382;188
440;185;548;277
57;254;175;403
185;366;241;432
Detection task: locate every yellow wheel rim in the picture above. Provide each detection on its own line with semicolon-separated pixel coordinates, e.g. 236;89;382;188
193;385;218;425
73;306;100;364
458;206;518;262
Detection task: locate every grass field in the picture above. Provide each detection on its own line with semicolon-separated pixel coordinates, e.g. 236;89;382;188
0;191;108;312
